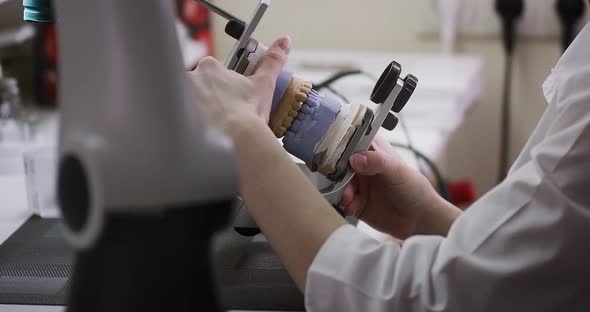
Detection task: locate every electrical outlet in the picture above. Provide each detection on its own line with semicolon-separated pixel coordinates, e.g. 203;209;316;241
419;0;590;38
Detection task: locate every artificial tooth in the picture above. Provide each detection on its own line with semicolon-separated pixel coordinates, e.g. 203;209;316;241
300;86;311;95
295;92;308;102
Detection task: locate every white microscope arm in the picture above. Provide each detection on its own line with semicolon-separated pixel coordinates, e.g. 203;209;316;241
26;1;238;311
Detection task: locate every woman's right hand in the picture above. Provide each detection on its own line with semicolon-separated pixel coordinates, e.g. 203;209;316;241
340;134;461;239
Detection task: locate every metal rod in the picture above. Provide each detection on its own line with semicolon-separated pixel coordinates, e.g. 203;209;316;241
193;0;245;24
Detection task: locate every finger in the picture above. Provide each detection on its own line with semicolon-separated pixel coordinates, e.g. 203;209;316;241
253;36;291;81
339;177;364;216
340;178;358;210
193;56;222;72
349;150;389;176
350;177;369;218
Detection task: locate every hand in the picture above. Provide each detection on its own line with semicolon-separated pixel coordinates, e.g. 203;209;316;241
340;134;460;239
188;36;291;136
186;37;345;292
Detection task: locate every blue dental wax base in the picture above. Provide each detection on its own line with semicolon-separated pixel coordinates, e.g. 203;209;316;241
270;70;341;165
283;89;340;164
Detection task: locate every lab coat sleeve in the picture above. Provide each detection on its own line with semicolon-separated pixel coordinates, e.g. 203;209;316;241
305;68;590;312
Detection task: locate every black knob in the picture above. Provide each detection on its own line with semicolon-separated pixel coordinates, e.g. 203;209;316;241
392;74;418;113
381;113;399;131
371;61;401;104
225;19;246;40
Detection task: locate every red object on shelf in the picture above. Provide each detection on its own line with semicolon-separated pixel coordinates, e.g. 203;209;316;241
34;1;213;107
44;25;58;66
43;70;57;107
449;180;476;206
33;23;58;107
177;0;214;57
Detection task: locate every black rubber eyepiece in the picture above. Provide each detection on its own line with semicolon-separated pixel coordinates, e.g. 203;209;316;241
225;19;246;40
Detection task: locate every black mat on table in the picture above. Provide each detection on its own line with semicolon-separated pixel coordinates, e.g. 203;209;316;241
0;216;73;305
0;216;304;310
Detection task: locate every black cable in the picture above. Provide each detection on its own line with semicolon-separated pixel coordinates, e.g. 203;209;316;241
498;53;514;183
397;116;452;201
398;115;424;174
556;0;587;51
495;0;524;54
325;85;350;104
391;143;451;201
313;70;375;91
495;0;524;183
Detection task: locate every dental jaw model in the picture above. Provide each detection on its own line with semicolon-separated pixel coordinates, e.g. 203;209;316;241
269;71;367;177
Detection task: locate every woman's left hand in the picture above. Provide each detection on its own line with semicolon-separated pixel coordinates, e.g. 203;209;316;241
188;36;291;136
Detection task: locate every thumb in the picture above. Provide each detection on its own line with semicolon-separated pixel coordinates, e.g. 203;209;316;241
349;151;390;176
254;36;291;80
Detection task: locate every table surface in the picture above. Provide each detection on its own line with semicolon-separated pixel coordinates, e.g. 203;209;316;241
0;51;483;311
0;175;29;245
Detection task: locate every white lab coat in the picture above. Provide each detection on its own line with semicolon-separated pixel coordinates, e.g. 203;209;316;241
305;22;590;312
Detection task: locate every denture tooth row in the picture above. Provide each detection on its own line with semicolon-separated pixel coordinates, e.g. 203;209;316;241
282;89;320;147
283;116;294;128
269;77;313;137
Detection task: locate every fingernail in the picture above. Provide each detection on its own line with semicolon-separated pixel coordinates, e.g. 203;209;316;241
276;36;291;53
352;154;368;170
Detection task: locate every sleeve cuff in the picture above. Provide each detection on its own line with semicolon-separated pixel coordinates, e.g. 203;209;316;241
304;224;402;311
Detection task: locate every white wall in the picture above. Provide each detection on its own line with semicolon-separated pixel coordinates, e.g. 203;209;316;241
211;0;564;196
